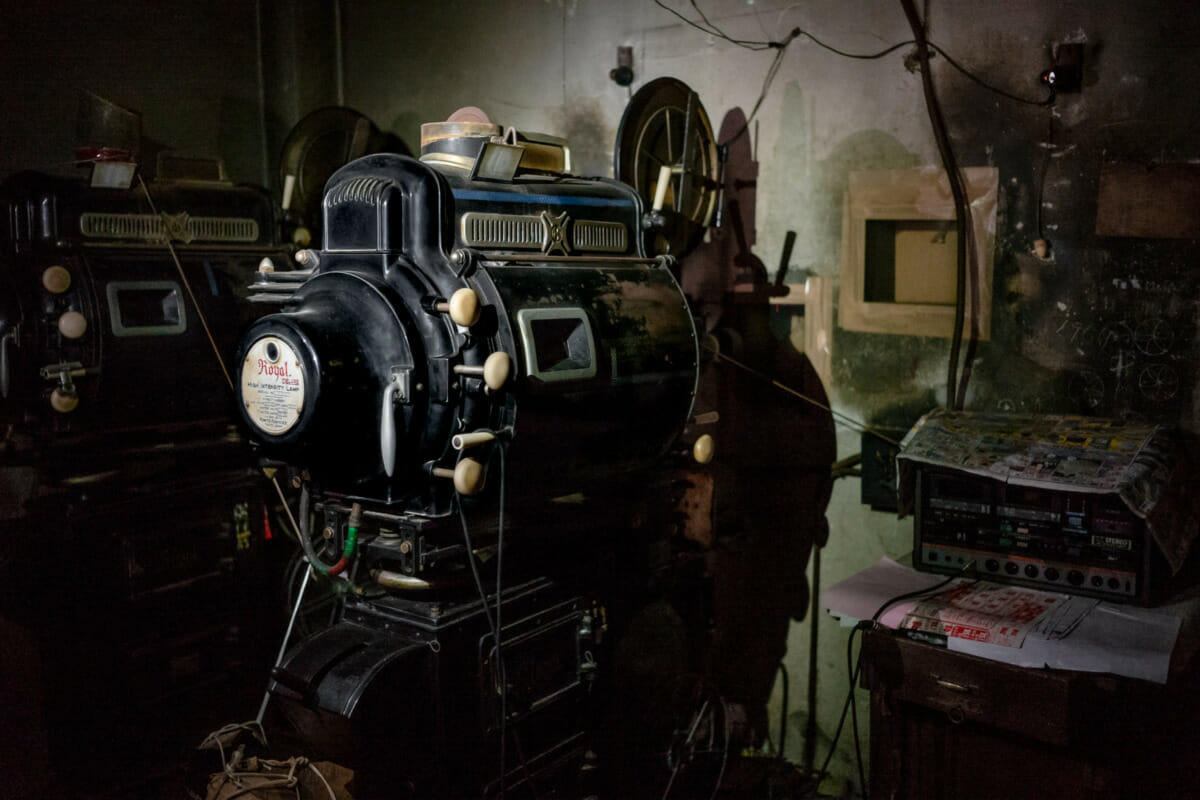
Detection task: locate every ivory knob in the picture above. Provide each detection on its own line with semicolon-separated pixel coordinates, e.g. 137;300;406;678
50;388;79;413
452;430;496;450
453;458;485;496
444;287;481;327
42;266;72;294
58;311;87;339
482;351;511;391
693;434;715;464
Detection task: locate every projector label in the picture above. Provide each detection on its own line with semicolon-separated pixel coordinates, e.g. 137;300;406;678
241;336;305;434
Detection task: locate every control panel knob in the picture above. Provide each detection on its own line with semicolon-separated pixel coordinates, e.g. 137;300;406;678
433;458;485;496
437;287;482;327
58;311;87;339
452;430;496;450
50;387;79;413
42;265;72;294
453;351;511;392
1067;570;1084;586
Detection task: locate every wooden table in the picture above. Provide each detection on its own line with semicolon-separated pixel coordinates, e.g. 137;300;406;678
860;627;1200;799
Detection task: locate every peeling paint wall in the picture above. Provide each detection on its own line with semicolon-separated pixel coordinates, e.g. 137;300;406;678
338;0;1200;790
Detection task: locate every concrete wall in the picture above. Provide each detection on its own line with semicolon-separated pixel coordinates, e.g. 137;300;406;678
5;0;1198;791
0;0;339;189
340;0;1200;790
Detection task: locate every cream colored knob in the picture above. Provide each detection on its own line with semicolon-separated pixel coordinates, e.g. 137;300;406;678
693;434;715;464
42;266;72;294
453;351;511;392
452;430;496;450
453;458;484;495
58;311;87;339
438;288;481;327
482;351;510;391
433;457;486;495
50;388;79;413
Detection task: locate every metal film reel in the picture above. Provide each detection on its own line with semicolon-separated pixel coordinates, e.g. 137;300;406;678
616;78;719;258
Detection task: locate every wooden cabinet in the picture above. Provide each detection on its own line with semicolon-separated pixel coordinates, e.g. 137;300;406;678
860;629;1200;799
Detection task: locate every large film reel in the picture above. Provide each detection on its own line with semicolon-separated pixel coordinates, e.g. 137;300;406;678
278;107;410;246
616;78;719;259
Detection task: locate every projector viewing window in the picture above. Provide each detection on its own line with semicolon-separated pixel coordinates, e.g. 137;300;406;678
516;308;597;382
106;280;188;337
839;167;998;338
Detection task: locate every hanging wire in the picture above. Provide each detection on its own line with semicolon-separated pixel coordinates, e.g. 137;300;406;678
704;345;903;446
137;174;235;392
655;0;1054;107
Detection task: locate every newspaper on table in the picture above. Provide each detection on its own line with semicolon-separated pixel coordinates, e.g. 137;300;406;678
895;409;1199;574
896;580;1097;648
824;557;1183;683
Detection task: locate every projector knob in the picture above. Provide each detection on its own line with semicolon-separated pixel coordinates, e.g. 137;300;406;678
50;387;79;413
42;266;72;294
452;430;496;450
437;287;482;327
58;311;87;339
454;351;511;392
433;458;485;496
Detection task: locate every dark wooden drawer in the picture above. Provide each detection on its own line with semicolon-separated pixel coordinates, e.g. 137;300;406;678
862;629;1075;746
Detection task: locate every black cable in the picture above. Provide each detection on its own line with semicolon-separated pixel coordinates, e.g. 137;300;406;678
778;662;789;758
457;446;533;800
847;626;868;798
654;0;775;50
721;39;793;146
954;218;981;408
662;2;1053;101
811;568;968;797
898;0;970;412
806;33;915;61
494;445;511;799
930;44;1055;107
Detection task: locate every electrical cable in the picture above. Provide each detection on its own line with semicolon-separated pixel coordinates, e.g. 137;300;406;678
657;1;1054;105
494;444;511;799
456;445;534;800
704;345;903;446
721;38;794;147
898;0;971;411
847;623;868;797
136;174;235;392
810;565;971;798
777;661;789;757
930;44;1055;107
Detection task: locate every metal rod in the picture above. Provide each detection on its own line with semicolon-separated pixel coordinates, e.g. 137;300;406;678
480;253;661;266
803;544;821;775
257;563;312;726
